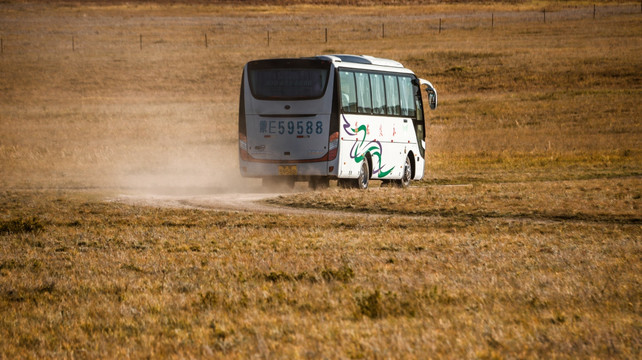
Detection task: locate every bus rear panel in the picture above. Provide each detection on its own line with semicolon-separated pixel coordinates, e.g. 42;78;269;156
239;58;339;184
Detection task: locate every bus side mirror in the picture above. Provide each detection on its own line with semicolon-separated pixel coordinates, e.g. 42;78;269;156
419;78;437;110
427;87;437;110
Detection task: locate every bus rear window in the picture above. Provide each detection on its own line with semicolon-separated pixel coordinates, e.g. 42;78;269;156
247;59;330;100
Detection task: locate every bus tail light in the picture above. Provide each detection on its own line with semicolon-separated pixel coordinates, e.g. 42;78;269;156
239;133;250;161
328;131;339;161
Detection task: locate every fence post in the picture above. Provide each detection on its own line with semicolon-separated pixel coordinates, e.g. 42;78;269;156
205;33;208;48
382;23;385;38
267;31;270;47
593;4;596;19
492;13;494;29
139;34;142;50
543;9;546;23
1;38;3;54
439;18;442;33
72;35;75;51
325;28;327;43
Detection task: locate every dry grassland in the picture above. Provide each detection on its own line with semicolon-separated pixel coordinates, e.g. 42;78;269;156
0;1;641;359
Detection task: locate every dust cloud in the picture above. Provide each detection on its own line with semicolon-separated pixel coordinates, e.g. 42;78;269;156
77;99;260;198
111;142;263;197
108;139;298;212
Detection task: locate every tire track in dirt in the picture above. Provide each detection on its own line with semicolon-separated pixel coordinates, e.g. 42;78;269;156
113;181;639;225
114;191;368;218
113;189;433;223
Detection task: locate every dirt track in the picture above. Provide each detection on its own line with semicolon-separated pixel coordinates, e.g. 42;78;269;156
113;188;412;219
114;190;367;218
115;192;288;212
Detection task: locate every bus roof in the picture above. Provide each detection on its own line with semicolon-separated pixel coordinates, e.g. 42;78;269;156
312;54;414;75
246;55;415;75
316;54;404;68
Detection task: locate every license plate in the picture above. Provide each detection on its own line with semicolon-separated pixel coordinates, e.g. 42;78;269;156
278;165;297;176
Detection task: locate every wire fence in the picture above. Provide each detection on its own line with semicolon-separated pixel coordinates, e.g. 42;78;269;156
0;4;640;54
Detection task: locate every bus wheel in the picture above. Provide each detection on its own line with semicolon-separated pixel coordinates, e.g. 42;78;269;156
337;178;351;188
262;177;276;188
356;160;370;190
309;177;329;190
397;156;412;188
263;177;295;190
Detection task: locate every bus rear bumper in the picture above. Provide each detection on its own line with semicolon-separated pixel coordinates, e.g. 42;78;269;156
240;160;338;179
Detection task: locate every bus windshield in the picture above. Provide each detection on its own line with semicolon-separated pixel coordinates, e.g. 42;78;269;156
247;59;330;100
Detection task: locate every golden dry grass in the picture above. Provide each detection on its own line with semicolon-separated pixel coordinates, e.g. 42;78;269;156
1;190;640;358
271;178;641;223
0;1;641;359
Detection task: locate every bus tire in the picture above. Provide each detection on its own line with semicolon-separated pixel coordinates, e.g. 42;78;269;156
338;178;356;189
262;177;276;188
396;156;412;188
356;160;370;190
263;177;295;190
309;177;329;190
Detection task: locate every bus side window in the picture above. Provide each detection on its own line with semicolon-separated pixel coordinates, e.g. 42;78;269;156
384;74;400;116
399;76;416;117
370;73;386;115
355;72;372;114
339;70;357;113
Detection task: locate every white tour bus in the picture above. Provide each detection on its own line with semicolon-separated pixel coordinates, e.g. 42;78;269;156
238;54;437;189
